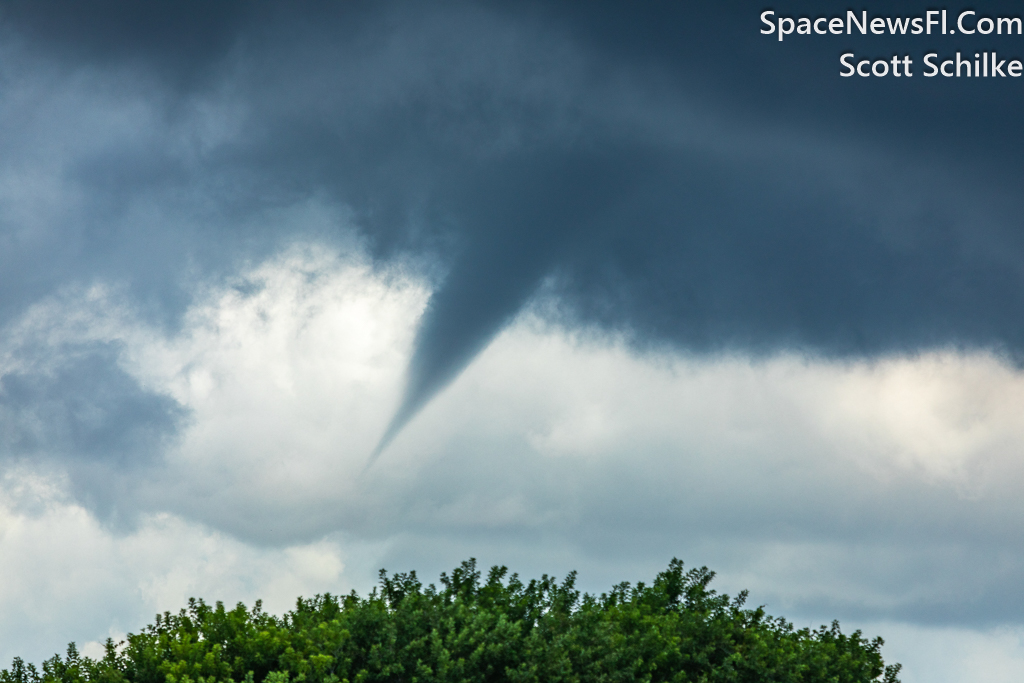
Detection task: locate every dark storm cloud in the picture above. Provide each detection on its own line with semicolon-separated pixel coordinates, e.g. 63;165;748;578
0;335;187;522
0;0;252;85
0;343;183;463
2;1;1024;449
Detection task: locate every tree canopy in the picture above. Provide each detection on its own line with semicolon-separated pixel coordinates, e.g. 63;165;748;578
2;559;900;683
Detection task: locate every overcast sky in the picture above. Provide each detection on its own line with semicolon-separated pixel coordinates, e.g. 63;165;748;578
2;2;1024;680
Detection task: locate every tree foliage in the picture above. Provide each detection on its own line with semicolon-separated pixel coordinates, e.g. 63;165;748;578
2;559;900;683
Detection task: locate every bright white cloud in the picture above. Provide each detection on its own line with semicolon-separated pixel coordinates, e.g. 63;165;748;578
0;465;349;667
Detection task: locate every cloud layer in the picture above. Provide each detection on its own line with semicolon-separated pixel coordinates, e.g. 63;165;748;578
4;1;1024;441
3;244;1024;679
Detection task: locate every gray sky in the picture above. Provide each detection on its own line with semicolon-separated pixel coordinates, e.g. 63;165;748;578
2;2;1024;680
